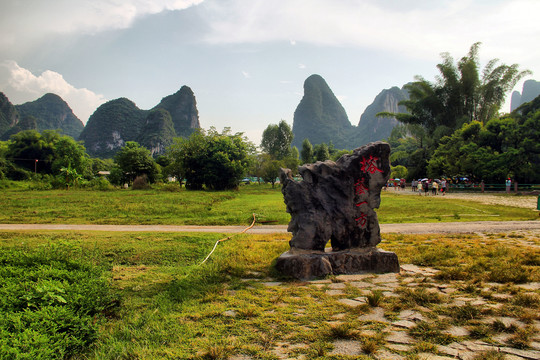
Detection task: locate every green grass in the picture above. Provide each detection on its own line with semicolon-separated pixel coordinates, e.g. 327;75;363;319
0;184;536;225
1;230;538;358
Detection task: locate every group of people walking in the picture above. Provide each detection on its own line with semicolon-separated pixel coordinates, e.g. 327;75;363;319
410;179;447;195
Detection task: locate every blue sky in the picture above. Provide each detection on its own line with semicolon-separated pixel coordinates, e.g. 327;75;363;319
1;0;539;144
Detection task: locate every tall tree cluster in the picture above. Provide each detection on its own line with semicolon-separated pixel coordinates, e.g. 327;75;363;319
382;43;536;182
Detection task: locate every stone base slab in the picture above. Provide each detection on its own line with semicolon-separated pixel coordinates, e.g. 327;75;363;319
275;247;399;280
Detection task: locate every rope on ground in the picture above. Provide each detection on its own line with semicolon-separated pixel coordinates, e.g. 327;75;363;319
199;213;257;265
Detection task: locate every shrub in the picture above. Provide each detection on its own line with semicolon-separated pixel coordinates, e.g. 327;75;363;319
132;174;150;190
0;243;119;358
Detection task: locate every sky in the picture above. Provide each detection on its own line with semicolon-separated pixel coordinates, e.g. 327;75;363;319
1;0;539;145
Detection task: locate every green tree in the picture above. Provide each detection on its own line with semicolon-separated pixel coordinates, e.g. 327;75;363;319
313;143;330;162
166;128;253;190
51;136;89;177
114;141;159;185
6;130;57;174
300;138;313;164
259;154;282;188
260;120;294;160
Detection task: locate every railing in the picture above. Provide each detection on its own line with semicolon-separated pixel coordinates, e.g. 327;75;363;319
447;183;540;193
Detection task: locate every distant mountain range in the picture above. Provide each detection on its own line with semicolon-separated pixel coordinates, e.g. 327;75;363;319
292;74;409;149
511;80;540;111
0;86;201;158
0;93;84;140
18;74;538;157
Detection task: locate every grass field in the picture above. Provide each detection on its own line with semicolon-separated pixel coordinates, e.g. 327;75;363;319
0;184;537;225
0;230;538;359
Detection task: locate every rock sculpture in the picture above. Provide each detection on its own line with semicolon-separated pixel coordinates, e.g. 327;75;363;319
275;141;399;279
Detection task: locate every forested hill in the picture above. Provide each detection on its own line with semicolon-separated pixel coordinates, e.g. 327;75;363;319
0;92;84;140
79;85;200;158
292;74;408;150
292;74;352;149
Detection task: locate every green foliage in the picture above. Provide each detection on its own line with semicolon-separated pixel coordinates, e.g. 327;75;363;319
0;242;119;358
300;138;313;164
4;130;90;181
114;141;160;184
136;108;177;157
260;120;294;160
259;155;282;187
166;128;253;190
384;43;536;182
427;114;540;182
313;142;330;161
14;93;84;139
390;165;408;179
79;98;147;158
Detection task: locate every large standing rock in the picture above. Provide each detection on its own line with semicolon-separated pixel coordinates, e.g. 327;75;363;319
276;141;399;279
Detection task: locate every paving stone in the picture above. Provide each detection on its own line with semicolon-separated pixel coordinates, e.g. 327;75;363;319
326;289;345;296
400;264;439;275
386;330;415;344
492;333;512;344
331;313;347;320
532;342;540;351
496;316;526;328
392;320;416;329
470;299;487;306
375;350;405;360
398;310;426;322
491;293;513;301
338;298;364;307
358;307;389;323
349;281;374;288
443;326;469;337
437;345;462;358
439;287;458;295
261;282;283;287
372;273;399;283
335;274;375;282
223;310;237;317
385;343;411;352
309;279;332;284
383;291;399;297
515;282;540;291
329;339;363;356
360;330;378;337
417;353;456;360
499;346;540;360
354;296;368;303
328;282;347;289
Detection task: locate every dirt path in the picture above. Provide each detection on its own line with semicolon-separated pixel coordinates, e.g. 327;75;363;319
0;220;538;234
391;189;538;209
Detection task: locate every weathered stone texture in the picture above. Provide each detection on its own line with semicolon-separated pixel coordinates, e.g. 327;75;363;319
276;141;399;279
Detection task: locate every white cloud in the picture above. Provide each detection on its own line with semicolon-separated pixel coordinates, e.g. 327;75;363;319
0;0;203;51
298;63;306;69
241;71;251;79
0;61;107;124
201;0;540;65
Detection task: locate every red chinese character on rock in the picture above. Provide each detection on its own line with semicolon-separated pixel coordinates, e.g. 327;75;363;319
355;213;368;228
354;179;368;196
360;155;383;174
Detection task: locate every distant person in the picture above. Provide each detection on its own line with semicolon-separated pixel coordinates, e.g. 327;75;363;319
417;180;422;194
432;180;439;195
400;178;406;191
423;180;429;195
441;179;447;195
411;179;417;192
506;178;512;193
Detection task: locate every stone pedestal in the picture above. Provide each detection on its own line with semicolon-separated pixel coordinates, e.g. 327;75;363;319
275;247;399;280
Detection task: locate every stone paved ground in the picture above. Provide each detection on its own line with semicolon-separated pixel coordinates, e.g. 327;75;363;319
230;231;540;360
